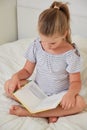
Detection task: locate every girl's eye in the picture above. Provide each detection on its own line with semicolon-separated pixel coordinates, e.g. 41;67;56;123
50;42;56;45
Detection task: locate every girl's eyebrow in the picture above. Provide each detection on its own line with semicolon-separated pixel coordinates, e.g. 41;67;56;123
40;40;56;44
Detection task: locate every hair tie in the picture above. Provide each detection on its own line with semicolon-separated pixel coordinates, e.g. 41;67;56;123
54;5;60;10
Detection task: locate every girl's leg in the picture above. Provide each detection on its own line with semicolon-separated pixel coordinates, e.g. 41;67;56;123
10;95;86;119
10;105;58;123
48;117;58;123
33;95;86;118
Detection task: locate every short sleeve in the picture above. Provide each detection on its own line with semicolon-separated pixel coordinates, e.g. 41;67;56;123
24;40;37;63
66;50;81;73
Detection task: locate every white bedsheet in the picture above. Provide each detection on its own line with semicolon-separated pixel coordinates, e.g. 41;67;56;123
0;38;87;130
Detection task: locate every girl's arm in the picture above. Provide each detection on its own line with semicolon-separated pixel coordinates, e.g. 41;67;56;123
4;60;36;95
60;72;81;109
68;72;81;96
12;60;36;80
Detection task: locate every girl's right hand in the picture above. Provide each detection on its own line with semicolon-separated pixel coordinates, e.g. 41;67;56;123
4;76;29;99
4;75;20;97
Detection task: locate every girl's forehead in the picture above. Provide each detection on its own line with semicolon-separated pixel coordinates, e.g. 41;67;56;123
39;34;64;43
39;34;60;41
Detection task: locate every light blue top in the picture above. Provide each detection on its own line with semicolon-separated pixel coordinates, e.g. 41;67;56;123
25;38;81;96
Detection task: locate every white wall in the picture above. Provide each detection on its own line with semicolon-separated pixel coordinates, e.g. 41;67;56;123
18;0;87;38
18;0;87;16
0;0;17;44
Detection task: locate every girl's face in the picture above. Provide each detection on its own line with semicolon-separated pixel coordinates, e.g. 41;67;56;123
39;34;65;51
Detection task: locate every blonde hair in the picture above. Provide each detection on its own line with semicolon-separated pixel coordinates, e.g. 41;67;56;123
38;1;72;43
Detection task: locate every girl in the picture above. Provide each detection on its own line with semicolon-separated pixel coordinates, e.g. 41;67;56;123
4;1;86;123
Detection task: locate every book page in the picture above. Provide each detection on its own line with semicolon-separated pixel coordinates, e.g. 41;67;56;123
34;90;67;113
13;81;47;112
28;81;47;99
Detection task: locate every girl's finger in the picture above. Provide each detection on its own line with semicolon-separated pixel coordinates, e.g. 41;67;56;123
9;86;15;93
19;80;29;87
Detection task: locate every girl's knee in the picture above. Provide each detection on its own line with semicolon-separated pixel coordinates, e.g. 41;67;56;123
76;95;86;112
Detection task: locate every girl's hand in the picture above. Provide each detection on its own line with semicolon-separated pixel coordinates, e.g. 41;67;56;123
4;76;20;95
60;92;76;110
4;76;28;98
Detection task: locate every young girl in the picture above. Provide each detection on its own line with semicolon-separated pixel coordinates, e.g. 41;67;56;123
4;1;86;123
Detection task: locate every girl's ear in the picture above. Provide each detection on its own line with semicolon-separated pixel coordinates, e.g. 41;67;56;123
62;30;68;40
64;30;68;38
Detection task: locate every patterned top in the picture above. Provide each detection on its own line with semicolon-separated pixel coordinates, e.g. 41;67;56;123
25;38;81;96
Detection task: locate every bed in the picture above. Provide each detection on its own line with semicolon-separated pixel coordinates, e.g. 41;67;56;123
0;0;87;130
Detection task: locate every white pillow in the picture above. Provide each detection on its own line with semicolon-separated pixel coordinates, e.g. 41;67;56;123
72;35;87;99
72;35;87;53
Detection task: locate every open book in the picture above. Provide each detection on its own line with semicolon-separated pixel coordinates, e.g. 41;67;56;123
13;81;67;113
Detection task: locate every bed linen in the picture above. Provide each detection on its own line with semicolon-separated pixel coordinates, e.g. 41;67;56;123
0;38;87;130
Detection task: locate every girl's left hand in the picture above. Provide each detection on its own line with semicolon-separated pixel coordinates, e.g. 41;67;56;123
60;92;76;110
